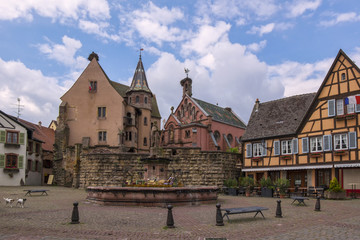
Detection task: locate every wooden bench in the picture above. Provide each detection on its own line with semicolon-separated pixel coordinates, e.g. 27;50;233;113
221;206;269;221
24;190;49;196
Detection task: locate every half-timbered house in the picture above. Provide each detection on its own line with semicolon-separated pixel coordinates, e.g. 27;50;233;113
242;49;360;195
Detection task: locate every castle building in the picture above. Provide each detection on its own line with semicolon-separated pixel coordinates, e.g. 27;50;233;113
242;49;360;195
55;52;161;154
162;75;246;151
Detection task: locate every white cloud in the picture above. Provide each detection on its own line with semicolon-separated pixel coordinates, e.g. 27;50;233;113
247;23;275;36
181;21;231;56
123;1;187;46
78;20;120;42
37;35;87;70
0;0;110;22
247;40;267;52
0;58;67;125
286;0;322;18
148;40;284;124
268;58;332;97
320;12;360;27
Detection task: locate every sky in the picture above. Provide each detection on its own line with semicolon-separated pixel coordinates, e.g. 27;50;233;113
1;0;360;127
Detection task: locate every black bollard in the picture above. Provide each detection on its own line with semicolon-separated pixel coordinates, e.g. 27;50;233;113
71;202;80;224
275;200;282;218
315;196;321;211
216;203;224;226
166;205;175;228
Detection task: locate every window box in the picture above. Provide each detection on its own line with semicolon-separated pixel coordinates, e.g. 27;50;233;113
310;153;322;158
334;150;347;156
4;143;20;148
280;155;292;160
335;113;356;120
251;157;263;162
3;168;19;173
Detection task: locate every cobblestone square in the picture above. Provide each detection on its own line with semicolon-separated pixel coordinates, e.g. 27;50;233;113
1;186;360;240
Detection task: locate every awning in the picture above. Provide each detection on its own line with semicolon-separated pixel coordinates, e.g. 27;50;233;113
334;163;360;168
242;164;333;172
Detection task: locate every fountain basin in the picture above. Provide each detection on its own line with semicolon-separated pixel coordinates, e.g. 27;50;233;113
86;186;219;207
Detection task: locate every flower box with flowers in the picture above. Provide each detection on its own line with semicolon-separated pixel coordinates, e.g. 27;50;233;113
310;152;322;158
335;113;356;120
334;150;347;156
251;157;263;162
280;155;292;160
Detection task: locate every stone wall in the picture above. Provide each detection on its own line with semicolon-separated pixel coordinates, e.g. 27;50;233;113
53;145;241;188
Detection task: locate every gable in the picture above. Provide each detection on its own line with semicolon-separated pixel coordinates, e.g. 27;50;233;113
318;49;360;99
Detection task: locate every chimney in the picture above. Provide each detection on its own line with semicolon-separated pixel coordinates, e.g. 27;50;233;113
255;98;260;112
38;121;42;127
225;107;232;112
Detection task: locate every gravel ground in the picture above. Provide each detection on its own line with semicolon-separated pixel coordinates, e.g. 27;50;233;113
0;186;360;240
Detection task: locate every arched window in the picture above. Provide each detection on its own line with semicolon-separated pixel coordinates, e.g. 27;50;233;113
136;96;140;103
227;134;233;144
127;112;132;125
181;105;184;117
169;125;174;143
214;131;220;142
192;107;195;120
144;117;148;126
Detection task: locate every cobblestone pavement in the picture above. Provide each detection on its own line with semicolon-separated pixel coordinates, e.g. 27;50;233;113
1;186;360;240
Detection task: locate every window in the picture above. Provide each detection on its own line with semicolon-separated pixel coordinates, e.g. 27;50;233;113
89;81;97;92
136;96;140;103
281;140;292;155
98;107;106;118
253;143;264;157
6;154;17;169
35;143;41;154
302;138;309;153
6;131;19;144
246;143;252;158
28;140;33;152
98;131;107;142
145;97;148;104
274;141;280;155
144;117;148;126
214;131;220;142
227;134;233;144
126;131;132;141
341;73;346;81
35;161;39;172
144;137;147;146
27;159;32;171
336;99;344;115
334;133;347;150
310;136;323;152
185;130;190;138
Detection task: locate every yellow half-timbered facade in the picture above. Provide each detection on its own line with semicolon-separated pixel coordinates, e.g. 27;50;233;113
242;49;360;194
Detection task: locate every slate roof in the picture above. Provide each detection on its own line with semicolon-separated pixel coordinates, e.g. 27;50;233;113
241;93;316;141
127;57;151;93
109;80;161;119
192;97;246;128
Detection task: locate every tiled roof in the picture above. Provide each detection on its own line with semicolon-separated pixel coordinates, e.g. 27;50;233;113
16;118;55;152
242;93;316;141
192;98;246;128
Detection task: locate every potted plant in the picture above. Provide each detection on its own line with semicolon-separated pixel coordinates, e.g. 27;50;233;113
260;177;274;197
275;178;290;198
223;178;238;196
241;176;254;197
324;177;346;199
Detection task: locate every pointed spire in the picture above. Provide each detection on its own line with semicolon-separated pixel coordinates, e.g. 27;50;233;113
128;50;151;93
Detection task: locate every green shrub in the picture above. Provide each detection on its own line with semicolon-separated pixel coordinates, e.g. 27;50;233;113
328;177;344;193
224;178;238;188
240;176;255;188
260;177;273;189
275;178;290;194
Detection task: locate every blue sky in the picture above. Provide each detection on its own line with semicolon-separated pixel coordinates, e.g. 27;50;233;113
1;0;360;127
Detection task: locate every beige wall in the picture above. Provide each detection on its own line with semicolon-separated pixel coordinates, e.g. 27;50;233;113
61;59;126;146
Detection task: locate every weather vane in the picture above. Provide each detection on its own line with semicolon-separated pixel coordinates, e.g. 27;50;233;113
139;48;144;58
184;68;190;77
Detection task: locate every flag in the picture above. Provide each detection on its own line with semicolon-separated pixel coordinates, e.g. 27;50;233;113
344;97;349;105
356;95;360;105
348;96;356;105
89;83;92;91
